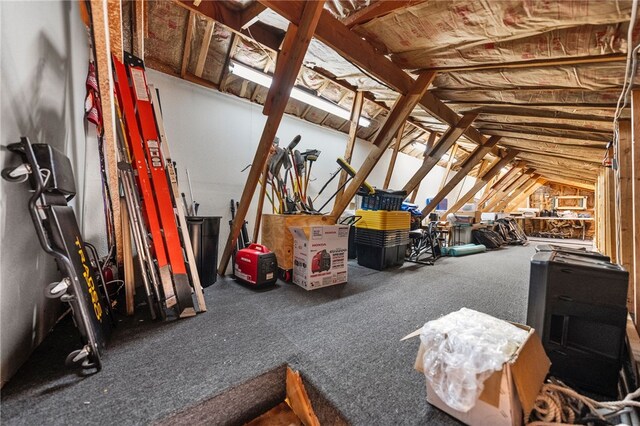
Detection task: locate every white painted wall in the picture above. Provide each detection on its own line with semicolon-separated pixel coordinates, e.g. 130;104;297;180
1;1;106;386
146;70;469;273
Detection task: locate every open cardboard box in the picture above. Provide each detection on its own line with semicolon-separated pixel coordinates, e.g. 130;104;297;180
405;322;550;426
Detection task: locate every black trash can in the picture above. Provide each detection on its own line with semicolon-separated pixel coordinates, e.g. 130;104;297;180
186;216;221;288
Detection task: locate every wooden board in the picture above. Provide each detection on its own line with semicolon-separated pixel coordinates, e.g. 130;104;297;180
261;214;332;270
286;367;320;426
245;402;303;426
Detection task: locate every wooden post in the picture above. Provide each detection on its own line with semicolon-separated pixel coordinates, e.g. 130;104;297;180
438;144;459;190
181;11;195;77
618;120;635;313
443;150;518;216
420;136;501;217
493;174;540;211
401;112;478;195
409;132;437;203
382;122;406;189
603;167;617;263
90;0;123;263
483;171;533;212
330;71;436;218
632;91;640;327
218;1;326;275
132;0;144;58
504;178;547;211
335;91;364;205
476;164;523;208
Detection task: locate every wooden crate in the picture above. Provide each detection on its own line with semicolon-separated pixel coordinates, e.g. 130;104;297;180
261;214;334;270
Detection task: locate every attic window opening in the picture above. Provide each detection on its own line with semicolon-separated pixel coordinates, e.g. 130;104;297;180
229;61;371;127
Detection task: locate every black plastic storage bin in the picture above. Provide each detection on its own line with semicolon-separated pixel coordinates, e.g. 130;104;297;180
356;243;406;270
355;228;410;247
359;189;406;211
186;216;221;288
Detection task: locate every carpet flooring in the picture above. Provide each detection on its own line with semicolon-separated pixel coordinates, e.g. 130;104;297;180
1;244;537;425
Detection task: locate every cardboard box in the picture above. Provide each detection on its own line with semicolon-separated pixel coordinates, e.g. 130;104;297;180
405;322;550;426
289;225;349;290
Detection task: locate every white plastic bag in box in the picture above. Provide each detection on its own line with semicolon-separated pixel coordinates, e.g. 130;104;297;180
420;308;528;412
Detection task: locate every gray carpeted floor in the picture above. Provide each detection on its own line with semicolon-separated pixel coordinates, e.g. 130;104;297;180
1;244;536;425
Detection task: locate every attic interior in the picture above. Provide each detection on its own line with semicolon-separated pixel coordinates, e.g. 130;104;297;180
2;0;640;424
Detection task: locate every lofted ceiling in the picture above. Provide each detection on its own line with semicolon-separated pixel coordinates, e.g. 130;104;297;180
122;0;638;188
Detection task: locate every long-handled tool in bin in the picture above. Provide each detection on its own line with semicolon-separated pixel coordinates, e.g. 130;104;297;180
317;158;375;213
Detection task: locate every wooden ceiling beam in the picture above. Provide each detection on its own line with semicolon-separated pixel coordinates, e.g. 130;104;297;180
483;171;535;212
538;174;596;191
180;11;195;77
500;141;604;164
402;112;478;194
461;106;615;123
383;122;407;189
475;119;612;135
421;136;501;217
445;100;618;109
504;178;547;211
335;91;365;205
517;152;601;173
477;125;609;143
425;54;626;73
520;163;598;180
258;0;492;149
330;71;437;217
194;20;215;77
239;2;267;28
342;0;424;28
442;151;518;215
483;129;609;146
218;0;325;275
175;0;283;51
493;174;541;211
476;164;525;207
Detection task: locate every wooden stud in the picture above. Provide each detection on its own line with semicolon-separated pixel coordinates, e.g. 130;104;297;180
132;0;145;58
493;174;540;211
482;171;533;212
443;150;518;216
438;144;459;190
121;200;135;315
107;0;123;59
631;91;640;326
219;33;238;89
420;136;501;217
504;178;547;211
330;71;436;218
382;122;406;189
402;112;478;194
181;11;195;77
90;0;123;264
409;132;437;203
194;20;215;77
218;1;326;275
476;164;524;207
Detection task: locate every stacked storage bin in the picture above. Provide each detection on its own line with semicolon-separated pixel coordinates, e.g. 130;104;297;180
355;191;410;270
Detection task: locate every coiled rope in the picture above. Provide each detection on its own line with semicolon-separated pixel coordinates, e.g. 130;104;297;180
528;381;640;425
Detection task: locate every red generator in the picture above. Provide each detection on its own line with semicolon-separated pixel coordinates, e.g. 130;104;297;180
234;244;278;286
311;250;331;273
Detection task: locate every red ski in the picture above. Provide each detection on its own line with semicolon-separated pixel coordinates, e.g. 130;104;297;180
122;52;195;317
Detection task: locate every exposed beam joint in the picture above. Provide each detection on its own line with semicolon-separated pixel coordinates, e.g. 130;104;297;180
217;0;326;275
